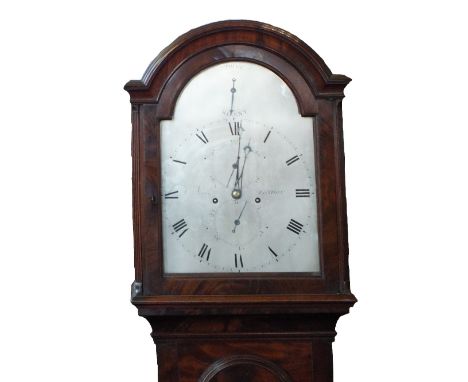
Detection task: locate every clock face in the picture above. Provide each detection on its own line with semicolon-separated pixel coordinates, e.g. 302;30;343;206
160;62;320;273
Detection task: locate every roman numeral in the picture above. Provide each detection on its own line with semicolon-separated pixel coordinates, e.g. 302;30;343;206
296;189;311;197
164;191;179;199
263;130;272;143
286;155;300;166
234;253;243;268
196;131;209;144
172;219;188;237
287;219;303;235
229;121;241;135
172;159;187;165
268;246;279;262
197;243;211;261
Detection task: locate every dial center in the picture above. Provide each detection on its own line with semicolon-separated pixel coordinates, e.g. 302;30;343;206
231;189;242;199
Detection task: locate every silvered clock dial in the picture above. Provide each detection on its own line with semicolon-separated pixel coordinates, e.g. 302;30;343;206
161;62;319;273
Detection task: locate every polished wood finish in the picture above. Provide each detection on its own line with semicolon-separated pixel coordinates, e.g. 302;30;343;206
150;314;340;381
125;20;355;381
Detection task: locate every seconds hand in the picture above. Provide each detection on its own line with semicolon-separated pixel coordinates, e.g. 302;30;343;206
232;200;248;233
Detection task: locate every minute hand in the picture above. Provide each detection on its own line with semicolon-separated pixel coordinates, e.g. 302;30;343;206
227;133;242;189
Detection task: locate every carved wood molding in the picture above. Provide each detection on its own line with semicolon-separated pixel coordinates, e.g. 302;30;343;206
198;354;292;382
124;20;351;105
135;293;356;316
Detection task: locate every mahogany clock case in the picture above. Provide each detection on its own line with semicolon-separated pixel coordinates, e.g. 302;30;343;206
124;20;356;382
125;20;355;304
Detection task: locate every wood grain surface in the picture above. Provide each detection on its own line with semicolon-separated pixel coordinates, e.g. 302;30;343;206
125;20;355;381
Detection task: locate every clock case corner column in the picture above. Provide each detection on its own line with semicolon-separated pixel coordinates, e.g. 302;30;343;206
131;102;165;296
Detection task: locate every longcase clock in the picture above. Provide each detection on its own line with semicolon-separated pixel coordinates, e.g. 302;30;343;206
124;20;356;382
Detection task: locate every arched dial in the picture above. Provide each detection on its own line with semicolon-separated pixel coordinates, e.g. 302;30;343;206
161;62;320;273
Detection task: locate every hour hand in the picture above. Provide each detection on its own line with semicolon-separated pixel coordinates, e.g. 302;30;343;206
226;162;238;187
235;140;252;189
226;133;241;188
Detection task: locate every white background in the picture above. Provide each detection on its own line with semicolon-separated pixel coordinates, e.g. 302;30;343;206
1;1;467;381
